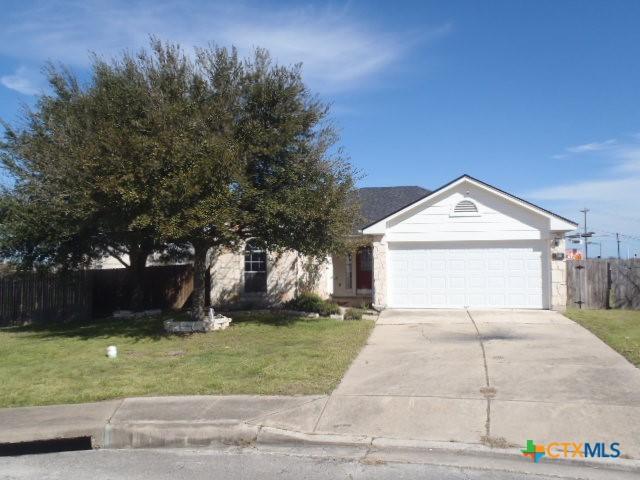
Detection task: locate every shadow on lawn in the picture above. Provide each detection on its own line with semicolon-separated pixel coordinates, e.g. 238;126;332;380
6;311;308;341
8;315;169;341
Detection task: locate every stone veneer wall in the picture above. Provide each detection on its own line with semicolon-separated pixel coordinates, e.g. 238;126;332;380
209;246;330;308
371;235;387;309
550;236;567;310
209;248;243;306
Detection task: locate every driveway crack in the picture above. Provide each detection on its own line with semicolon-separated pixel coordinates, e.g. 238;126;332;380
466;309;490;388
466;309;492;441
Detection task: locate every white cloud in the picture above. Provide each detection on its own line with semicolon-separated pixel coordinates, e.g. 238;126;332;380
529;176;640;202
530;134;640;257
614;146;640;172
0;66;40;95
551;138;618;159
0;1;449;93
565;139;617;154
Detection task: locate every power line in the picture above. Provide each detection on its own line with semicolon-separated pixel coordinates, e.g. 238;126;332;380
582;226;640;242
595;229;640;242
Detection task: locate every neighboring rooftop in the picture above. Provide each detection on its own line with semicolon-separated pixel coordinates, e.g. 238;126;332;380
356;186;430;230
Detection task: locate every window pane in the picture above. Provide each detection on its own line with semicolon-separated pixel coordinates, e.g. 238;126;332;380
359;248;372;272
244;241;267;291
245;272;267;293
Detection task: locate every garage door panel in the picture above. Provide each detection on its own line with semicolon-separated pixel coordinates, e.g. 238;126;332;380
467;293;486;306
388;242;546;309
430;260;446;271
448;259;465;272
509;259;525;271
527;276;542;288
414;277;427;288
468;276;485;288
448;293;465;305
488;259;504;270
431;294;446;305
468;259;484;270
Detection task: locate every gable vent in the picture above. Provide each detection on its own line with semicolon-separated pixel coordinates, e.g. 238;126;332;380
454;200;478;213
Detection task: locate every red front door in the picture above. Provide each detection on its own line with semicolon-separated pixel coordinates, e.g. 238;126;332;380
356;247;372;290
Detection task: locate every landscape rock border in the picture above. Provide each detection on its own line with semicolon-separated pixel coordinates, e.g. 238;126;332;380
164;314;232;333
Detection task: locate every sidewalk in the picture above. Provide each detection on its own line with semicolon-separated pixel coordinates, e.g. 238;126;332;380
0;395;326;447
2;395;639;479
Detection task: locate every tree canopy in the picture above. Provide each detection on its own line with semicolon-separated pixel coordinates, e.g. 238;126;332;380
0;39;357;318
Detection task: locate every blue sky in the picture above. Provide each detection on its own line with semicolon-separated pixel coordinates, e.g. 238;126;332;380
1;0;639;257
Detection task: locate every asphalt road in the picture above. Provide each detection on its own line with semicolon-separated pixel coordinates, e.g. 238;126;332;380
0;447;630;480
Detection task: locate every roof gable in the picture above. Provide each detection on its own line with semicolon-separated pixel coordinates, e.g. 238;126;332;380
362;175;578;234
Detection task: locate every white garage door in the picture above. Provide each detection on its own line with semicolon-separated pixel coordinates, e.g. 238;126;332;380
388;242;547;309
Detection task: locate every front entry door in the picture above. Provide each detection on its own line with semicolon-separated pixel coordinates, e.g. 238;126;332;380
356;247;373;290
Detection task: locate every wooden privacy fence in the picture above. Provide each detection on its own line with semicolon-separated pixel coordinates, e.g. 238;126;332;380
0;265;195;327
0;271;92;327
91;264;194;317
609;259;640;309
567;259;640;309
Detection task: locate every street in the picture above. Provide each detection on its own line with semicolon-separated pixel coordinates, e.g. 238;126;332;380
0;446;634;480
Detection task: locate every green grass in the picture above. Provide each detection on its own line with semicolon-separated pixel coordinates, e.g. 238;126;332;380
564;309;640;367
0;312;373;408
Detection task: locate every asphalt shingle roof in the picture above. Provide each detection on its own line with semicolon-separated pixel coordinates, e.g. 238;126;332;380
355;186;431;231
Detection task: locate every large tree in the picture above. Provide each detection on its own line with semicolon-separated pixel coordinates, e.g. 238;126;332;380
0;40;357;319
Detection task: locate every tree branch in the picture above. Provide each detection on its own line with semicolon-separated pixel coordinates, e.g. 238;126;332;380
105;245;130;268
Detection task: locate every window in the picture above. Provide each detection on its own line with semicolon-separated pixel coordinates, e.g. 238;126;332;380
346;253;353;290
358;247;372;272
244;240;267;293
452;199;479;216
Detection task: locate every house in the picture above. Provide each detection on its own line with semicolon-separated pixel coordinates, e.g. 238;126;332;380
209;174;578;311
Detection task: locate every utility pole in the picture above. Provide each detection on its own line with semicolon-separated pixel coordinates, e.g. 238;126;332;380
579;208;594;259
616;233;621;259
566;209;595;258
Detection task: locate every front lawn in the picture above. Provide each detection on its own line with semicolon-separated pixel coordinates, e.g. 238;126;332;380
564;309;640;367
0;312;373;408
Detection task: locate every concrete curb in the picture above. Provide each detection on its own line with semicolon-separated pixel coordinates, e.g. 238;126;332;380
102;422;260;449
369;437;640;473
256;426;371;447
99;421;640;474
255;427;640;473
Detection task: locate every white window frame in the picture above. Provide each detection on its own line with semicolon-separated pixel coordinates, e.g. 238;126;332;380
244;241;267;293
345;253;353;290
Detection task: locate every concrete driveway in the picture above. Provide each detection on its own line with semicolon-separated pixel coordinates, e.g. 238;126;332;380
314;309;640;458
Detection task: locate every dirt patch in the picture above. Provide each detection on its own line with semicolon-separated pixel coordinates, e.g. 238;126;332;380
479;386;497;398
480;435;516;449
165;350;186;357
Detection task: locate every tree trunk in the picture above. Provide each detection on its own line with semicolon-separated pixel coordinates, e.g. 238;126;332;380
191;242;209;321
128;247;150;312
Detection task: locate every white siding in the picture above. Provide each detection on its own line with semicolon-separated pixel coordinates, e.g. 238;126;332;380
385;184;551;243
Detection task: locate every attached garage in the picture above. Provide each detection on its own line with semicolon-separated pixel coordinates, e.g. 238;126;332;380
387;241;547;309
360;175;578;310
